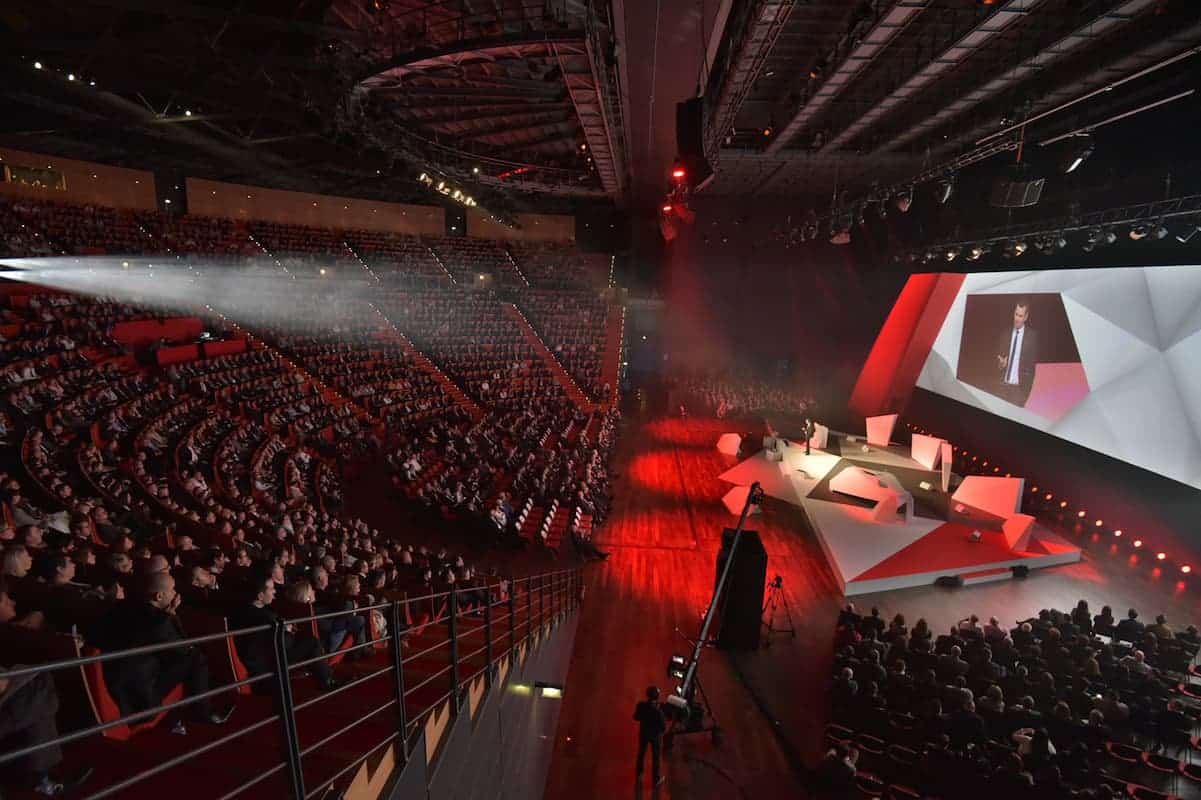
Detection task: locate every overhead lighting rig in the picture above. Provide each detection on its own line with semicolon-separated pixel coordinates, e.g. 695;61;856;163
907;193;1201;264
417;172;478;208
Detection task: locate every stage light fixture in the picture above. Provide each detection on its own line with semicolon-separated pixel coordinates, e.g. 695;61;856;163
1129;224;1150;241
662;203;673;213
1063;134;1094;174
966;244;986;261
1133;539;1143;548
67;73;75;81
1094;519;1103;527
33;61;43;69
1055;235;1067;250
895;188;914;213
1059;500;1068;508
1044;493;1053;501
1183;565;1192;574
935;175;955;205
668;655;687;680
945;246;961;262
1103;230;1117;244
1157;552;1166;561
671;164;687;180
1077;510;1086;518
1114;530;1122;537
1176;222;1201;243
1152;224;1169;240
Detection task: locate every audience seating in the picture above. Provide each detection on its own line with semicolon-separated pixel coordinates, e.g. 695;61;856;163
828;602;1201;800
0;194;615;798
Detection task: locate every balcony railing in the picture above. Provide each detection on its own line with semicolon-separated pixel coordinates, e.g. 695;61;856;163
0;567;582;799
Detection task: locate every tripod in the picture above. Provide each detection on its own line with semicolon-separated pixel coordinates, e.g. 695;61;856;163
761;576;796;647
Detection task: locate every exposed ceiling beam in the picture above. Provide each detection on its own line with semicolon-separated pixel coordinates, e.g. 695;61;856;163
764;0;929;154
448;111;575;140
400;102;574;126
471;119;576;144
491;128;580;154
705;0;799;158
69;0;367;43
372;84;562;99
940;19;1201;158
874;0;1162;155
818;0;1043;153
358;30;585;83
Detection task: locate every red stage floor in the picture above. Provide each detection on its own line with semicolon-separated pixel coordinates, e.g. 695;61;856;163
543;412;1200;800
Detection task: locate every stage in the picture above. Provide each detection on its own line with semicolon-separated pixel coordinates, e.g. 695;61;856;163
718;431;1082;595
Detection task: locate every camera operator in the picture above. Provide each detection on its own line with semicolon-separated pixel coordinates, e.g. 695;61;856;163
633;685;667;787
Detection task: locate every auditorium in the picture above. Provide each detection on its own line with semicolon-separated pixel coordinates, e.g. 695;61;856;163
1;0;1200;798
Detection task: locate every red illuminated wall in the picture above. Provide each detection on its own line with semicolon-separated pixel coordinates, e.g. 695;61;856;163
848;272;964;419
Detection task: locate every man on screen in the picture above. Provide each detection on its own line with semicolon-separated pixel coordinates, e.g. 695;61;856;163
996;299;1039;406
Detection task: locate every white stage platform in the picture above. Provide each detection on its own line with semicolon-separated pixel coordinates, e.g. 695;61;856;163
718;436;1081;595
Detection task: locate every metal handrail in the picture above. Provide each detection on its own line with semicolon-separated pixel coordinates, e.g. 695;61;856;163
0;566;581;799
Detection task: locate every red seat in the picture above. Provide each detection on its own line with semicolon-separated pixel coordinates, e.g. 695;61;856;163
79;645;184;740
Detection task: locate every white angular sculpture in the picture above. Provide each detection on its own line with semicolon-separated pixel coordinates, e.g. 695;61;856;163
865;413;898;448
722;485;761;515
830;466;913;524
716;433;742;456
1002;513;1036;551
910;433;944;470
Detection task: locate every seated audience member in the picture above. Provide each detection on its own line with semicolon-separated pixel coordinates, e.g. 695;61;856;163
814;742;858;796
0;660;92;797
230;571;336;691
86;572;233;732
1146;613;1174;640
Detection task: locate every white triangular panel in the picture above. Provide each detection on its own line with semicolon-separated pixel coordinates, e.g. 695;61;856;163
1062;297;1159;392
1143;265;1201;351
1063;268;1161;349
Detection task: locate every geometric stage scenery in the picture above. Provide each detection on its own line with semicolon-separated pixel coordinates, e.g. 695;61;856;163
916;266;1201;491
719;430;1080;595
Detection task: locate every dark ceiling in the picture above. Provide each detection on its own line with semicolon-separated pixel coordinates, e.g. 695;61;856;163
696;0;1201;208
0;0;629;216
0;0;1197;222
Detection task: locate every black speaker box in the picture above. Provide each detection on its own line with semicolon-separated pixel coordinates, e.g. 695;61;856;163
989;175;1045;208
675;98;714;190
935;575;964;588
714;529;767;650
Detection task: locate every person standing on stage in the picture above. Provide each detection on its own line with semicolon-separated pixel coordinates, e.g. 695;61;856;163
633;685;668;786
996;298;1039;406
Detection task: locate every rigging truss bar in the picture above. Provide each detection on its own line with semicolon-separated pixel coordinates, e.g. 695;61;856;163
820;0;1041;153
765;0;929;155
919;194;1201;251
551;28;627;197
704;0;798;160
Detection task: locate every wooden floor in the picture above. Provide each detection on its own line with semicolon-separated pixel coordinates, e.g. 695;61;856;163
543;413;841;799
542;411;1201;799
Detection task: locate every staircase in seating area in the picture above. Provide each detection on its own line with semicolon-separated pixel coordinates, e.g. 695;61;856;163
367;302;483;421
502;302;593;412
598;303;624;409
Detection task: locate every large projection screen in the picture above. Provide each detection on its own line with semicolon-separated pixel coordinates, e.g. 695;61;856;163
915;266;1201;491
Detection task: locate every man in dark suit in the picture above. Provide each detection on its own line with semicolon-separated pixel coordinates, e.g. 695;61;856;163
87;571;233;731
230;571;335;691
996;299;1039;406
633;685;667;787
